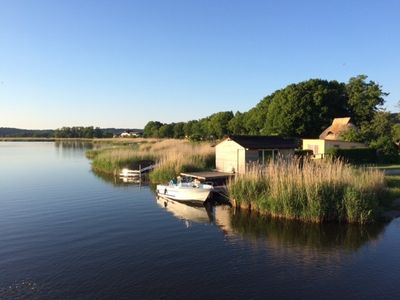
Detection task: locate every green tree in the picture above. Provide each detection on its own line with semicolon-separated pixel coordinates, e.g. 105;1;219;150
346;75;387;125
172;122;185;139
94;127;103;138
158;124;174;138
228;111;247;135
263;79;348;137
392;124;400;145
344;111;398;161
143;121;163;137
207;111;234;139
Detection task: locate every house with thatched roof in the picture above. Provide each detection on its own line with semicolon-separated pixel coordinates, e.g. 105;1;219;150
216;135;299;174
303;117;366;158
319;117;357;140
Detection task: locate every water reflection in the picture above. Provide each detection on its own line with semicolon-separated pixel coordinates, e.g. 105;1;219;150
156;197;212;226
54;140;94;158
92;170;145;187
156;198;385;253
225;210;385;252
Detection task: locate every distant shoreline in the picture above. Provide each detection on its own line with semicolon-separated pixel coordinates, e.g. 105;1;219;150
0;137;160;143
1;137;58;142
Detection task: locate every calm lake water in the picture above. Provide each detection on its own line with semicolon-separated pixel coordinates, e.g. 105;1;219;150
1;142;399;299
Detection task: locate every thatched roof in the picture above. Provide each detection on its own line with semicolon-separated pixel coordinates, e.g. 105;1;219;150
319;117;356;140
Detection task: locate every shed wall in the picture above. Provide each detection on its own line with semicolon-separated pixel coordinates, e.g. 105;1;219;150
215;140;245;173
302;139;366;159
302;139;326;159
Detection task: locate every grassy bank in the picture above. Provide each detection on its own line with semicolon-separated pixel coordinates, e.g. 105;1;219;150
385;175;400;205
87;139;215;181
227;159;386;224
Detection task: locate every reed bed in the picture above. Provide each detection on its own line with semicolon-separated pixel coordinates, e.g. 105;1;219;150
227;159;386;224
87;139;214;181
91;147;156;174
147;140;214;182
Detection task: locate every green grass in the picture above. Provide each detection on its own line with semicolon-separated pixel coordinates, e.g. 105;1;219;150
370;164;400;170
384;175;400;207
86;139;215;182
87;144;154;174
227;159;386;224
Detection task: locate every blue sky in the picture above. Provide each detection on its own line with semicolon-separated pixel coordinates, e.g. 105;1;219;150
0;0;399;129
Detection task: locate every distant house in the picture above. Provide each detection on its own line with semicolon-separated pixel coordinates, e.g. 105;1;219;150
303;117;366;158
120;130;143;138
216;135;298;174
319;117;356;140
302;139;366;159
120;132;131;137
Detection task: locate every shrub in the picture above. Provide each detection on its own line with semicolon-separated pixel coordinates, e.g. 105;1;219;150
326;148;377;164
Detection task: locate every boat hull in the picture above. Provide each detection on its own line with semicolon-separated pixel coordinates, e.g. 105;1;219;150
156;184;212;202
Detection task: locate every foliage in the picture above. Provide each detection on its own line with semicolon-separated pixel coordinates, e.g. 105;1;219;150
87;139;215;182
227;159;386;224
346;75;387;125
143;75;389;143
342;111;399;163
54;126;106;138
0;127;53;138
326;148;377;164
228;111;247;135
141;75;395;160
143;121;163;137
392;123;400;145
263;80;348;137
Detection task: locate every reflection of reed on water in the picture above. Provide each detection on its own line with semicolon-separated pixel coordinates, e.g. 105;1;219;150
155;198;386;254
54;141;94;158
226;209;385;252
54;140;94;150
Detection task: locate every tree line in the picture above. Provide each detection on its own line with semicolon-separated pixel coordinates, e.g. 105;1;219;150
144;75;399;159
53;126;112;138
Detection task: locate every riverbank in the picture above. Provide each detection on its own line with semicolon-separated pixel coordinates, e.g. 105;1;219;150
86;139;215;183
227;159;387;224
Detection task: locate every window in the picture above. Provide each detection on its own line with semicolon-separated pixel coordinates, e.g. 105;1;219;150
258;149;278;164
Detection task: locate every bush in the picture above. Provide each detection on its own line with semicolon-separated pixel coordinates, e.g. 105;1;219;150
326;148;377;164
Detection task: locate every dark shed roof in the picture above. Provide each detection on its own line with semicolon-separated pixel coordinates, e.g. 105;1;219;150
225;135;299;149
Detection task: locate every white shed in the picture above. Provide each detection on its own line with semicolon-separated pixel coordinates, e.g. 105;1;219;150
215;135;298;174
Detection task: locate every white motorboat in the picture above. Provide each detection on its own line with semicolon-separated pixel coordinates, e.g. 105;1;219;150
156;181;213;202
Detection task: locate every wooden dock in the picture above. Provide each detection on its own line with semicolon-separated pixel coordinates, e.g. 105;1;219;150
179;171;235;181
180;171;235;200
119;164;155;180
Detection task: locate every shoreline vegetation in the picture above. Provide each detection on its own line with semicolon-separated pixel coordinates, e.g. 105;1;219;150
227;159;387;224
3;138;397;224
86;139;215;183
83;138;396;224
